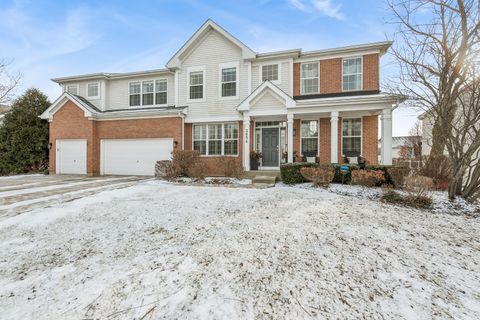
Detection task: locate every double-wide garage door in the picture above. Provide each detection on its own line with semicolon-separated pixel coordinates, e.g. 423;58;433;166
100;138;173;176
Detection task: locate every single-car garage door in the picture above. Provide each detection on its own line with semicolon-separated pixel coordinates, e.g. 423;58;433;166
56;139;87;174
100;138;173;176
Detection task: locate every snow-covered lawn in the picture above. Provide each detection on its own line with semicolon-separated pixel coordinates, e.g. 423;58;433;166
0;180;479;319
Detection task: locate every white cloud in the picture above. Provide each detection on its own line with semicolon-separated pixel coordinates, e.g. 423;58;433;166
288;0;345;20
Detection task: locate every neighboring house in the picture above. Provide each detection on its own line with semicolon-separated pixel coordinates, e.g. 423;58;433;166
0;104;10;127
40;19;403;176
378;136;422;160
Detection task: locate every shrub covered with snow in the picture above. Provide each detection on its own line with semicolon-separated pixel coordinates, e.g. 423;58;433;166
351;169;385;187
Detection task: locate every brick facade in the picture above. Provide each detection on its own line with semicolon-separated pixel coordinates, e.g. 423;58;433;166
362;54;379;91
49;101;182;176
320;58;342;93
362;115;378;165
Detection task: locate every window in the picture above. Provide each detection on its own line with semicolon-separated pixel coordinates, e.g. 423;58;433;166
262;64;279;82
189;71;204;100
66;85;78;95
129;80;167;107
87;83;100;99
301;63;319;94
142;81;154;106
193;123;239;156
129;82;141;106
221;67;237;97
342;57;362;91
301;120;319;155
342;118;362;156
155;80;167;105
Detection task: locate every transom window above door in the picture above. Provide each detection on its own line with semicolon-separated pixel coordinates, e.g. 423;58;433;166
301;63;319;94
261;64;279;82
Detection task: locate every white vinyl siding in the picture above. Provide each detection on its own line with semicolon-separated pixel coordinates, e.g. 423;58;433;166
342;57;362;91
87;82;100;99
342;118;362;156
301;62;319;94
193;123;239;156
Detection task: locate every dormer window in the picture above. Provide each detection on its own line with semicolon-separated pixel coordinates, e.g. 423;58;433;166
261;64;279;82
342;57;362;91
300;62;319;94
87;82;100;99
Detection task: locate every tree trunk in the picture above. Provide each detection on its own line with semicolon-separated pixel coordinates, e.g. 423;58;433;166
429;120;446;158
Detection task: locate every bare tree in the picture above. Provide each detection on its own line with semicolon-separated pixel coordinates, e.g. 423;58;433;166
387;0;480;200
0;60;21;105
406;121;423;159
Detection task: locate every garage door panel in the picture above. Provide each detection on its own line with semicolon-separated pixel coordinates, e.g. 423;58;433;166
101;138;173;176
56;139;87;174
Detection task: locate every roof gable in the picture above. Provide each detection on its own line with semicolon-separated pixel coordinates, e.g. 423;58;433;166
40;92;96;121
237;81;296;114
166;19;256;69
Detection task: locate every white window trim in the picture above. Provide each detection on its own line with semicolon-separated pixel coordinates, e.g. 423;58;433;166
188;65;206;103
128;79;169;107
154;78;168;106
300;120;319;157
300;61;320;95
218;62;239;101
341;117;363;157
192;122;239;157
258;63;282;85
341;56;363;92
87;82;100;99
65;84;79;95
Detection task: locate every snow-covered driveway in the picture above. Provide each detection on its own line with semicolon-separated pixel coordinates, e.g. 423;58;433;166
0;180;479;319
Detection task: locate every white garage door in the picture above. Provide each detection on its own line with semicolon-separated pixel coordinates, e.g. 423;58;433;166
56;139;87;174
101;138;173;176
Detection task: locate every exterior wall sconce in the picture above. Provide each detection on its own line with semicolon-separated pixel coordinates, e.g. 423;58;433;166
174;141;178;147
48;142;53;149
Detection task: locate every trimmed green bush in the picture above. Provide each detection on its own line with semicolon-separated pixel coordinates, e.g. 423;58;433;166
280;162;318;184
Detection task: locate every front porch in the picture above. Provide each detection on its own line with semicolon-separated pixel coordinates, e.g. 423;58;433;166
237;81;400;171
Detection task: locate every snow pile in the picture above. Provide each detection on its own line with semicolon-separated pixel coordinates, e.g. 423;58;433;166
0;181;479;319
170;176;252;186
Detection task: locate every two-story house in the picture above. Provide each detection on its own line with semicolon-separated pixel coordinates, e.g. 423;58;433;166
40;19;402;176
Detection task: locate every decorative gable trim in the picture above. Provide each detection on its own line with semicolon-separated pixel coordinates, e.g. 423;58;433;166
237;80;296;112
166;19;256;69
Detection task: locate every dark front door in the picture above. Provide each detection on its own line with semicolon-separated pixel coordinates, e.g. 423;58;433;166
262;128;279;167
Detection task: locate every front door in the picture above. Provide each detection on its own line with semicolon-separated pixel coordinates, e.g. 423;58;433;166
262;128;279;167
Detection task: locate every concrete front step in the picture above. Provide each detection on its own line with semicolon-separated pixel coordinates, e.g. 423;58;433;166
251;175;277;187
244;170;281;181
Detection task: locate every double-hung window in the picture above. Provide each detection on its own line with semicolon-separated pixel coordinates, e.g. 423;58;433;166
301;120;319;155
193;123;239;156
129;79;168;107
301;62;319;94
342;118;362;156
155;80;167;105
342;57;362;91
66;84;78;95
261;64;279;82
189;70;204;100
87;82;100;99
219;62;238;99
142;81;154;106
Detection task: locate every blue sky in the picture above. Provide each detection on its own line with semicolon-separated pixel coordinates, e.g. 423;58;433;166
0;0;421;135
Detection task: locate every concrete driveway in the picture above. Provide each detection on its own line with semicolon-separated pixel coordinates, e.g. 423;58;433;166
0;174;149;218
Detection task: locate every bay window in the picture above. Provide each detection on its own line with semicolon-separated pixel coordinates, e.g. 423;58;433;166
342;57;362;91
301;120;319;156
193;123;239;156
301;62;319;94
342;118;362;156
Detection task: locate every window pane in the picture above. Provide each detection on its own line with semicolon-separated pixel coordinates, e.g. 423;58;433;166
222;82;236;97
343;118;361;136
190;85;203;99
190;72;203;85
208;124;222;139
301;63;318;78
262;64;278;81
143;93;154;105
155;92;167;105
208;141;222;155
155;80;167;92
194;141;206;155
342;58;362;91
88;83;99;97
130;82;141;94
129;94;140;106
343;137;361;156
302;78;319;94
224;123;238;139
301;120;318;138
67;85;77;95
222;68;236;82
142;81;154;93
224;140;238;155
302;138;318;154
193;125;206;140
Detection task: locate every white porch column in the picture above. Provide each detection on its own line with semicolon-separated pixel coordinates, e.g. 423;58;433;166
381;108;393;165
287;113;294;163
243;113;251;171
330;111;339;163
